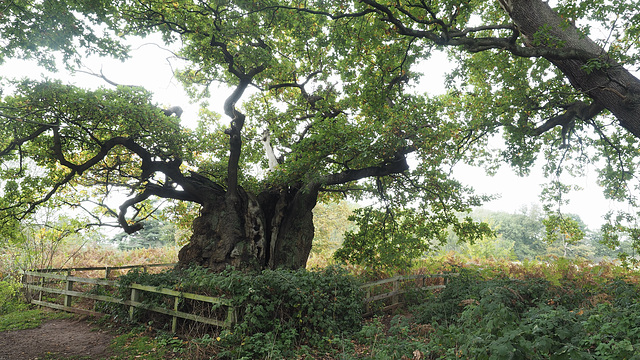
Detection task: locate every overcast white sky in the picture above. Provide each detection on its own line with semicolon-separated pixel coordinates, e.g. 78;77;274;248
2;35;627;230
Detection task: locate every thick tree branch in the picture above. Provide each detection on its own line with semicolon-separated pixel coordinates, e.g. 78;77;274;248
48;127;227;230
534;100;604;147
0;123;55;157
499;0;640;138
117;181;212;234
535;100;605;136
321;153;410;186
218;47;266;197
118;190;150;234
254;5;376;20
356;0;640;138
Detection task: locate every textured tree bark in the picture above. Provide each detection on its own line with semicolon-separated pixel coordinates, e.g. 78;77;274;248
499;0;640;137
177;184;318;271
261;184;319;270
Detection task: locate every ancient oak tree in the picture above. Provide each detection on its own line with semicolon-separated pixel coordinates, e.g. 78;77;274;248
1;0;640;268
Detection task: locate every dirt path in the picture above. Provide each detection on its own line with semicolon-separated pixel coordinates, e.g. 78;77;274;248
0;318;114;360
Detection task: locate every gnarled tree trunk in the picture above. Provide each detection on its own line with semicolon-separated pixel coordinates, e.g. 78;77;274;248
499;0;640;136
177;183;319;271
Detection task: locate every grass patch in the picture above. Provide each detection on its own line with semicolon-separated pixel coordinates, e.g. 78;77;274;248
108;328;184;360
0;308;74;332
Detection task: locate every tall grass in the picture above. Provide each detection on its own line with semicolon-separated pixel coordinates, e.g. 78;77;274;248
0;240;178;278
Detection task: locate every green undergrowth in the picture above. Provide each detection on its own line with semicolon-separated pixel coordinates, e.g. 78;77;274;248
4;258;640;359
107;327;177;360
108;265;364;359
0;308;55;332
347;267;640;359
96;259;640;359
0;308;74;332
0;278;74;331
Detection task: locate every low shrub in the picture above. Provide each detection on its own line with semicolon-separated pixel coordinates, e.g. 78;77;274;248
410;267;485;324
113;265;363;359
0;279;27;315
404;267;640;360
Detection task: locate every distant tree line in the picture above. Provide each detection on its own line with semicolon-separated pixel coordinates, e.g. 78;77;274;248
442;206;632;262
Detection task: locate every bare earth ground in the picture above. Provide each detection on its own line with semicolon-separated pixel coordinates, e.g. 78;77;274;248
0;319;114;360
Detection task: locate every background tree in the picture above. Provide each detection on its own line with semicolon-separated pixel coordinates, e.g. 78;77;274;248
111;219;177;250
492;206;547;260
438;207;622;261
310;201;357;256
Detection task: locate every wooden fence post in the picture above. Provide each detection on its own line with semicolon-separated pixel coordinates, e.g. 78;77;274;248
38;276;44;302
64;279;74;307
392;278;399;307
225;305;236;328
105;267;111;279
365;288;371;314
172;296;179;333
129;287;140;321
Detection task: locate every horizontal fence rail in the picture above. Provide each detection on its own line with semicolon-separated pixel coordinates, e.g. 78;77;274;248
20;264;235;332
30;263;177;278
21;264;453;330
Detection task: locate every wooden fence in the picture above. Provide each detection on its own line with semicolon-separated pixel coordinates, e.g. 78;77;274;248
21;264;453;331
361;273;456;315
21;264;236;332
30;263;177;278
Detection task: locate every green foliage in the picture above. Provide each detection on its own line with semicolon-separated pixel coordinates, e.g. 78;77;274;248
3;0;640;270
0;80;186;235
341;260;640;359
543;213;586;245
109;330;172;360
411;268;485;324
442;207;619;261
493;207;548;260
334;207;435;271
402;267;640;360
335;207;493;271
0;0;128;69
458;232;517;261
114;265;363;359
0;280;28;315
351;316;429;359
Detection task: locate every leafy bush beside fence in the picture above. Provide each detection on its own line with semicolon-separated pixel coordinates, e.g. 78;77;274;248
400;268;640;360
0;280;25;315
115;265;363;359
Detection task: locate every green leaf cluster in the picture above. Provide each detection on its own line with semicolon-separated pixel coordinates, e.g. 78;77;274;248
0;0;128;70
335;207;492;271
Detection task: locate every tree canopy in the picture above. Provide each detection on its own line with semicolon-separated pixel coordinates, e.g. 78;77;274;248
1;0;640;269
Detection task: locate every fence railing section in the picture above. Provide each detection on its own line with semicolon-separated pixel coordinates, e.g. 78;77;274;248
21;265;453;331
30;263;177;278
21;265;235;332
360;273;456;315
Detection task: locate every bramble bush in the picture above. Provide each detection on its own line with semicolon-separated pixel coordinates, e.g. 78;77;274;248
402;267;640;360
0;279;26;315
114;265;363;359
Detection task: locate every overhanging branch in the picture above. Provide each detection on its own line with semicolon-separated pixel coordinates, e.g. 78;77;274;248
534;100;605;136
321;152;410;186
